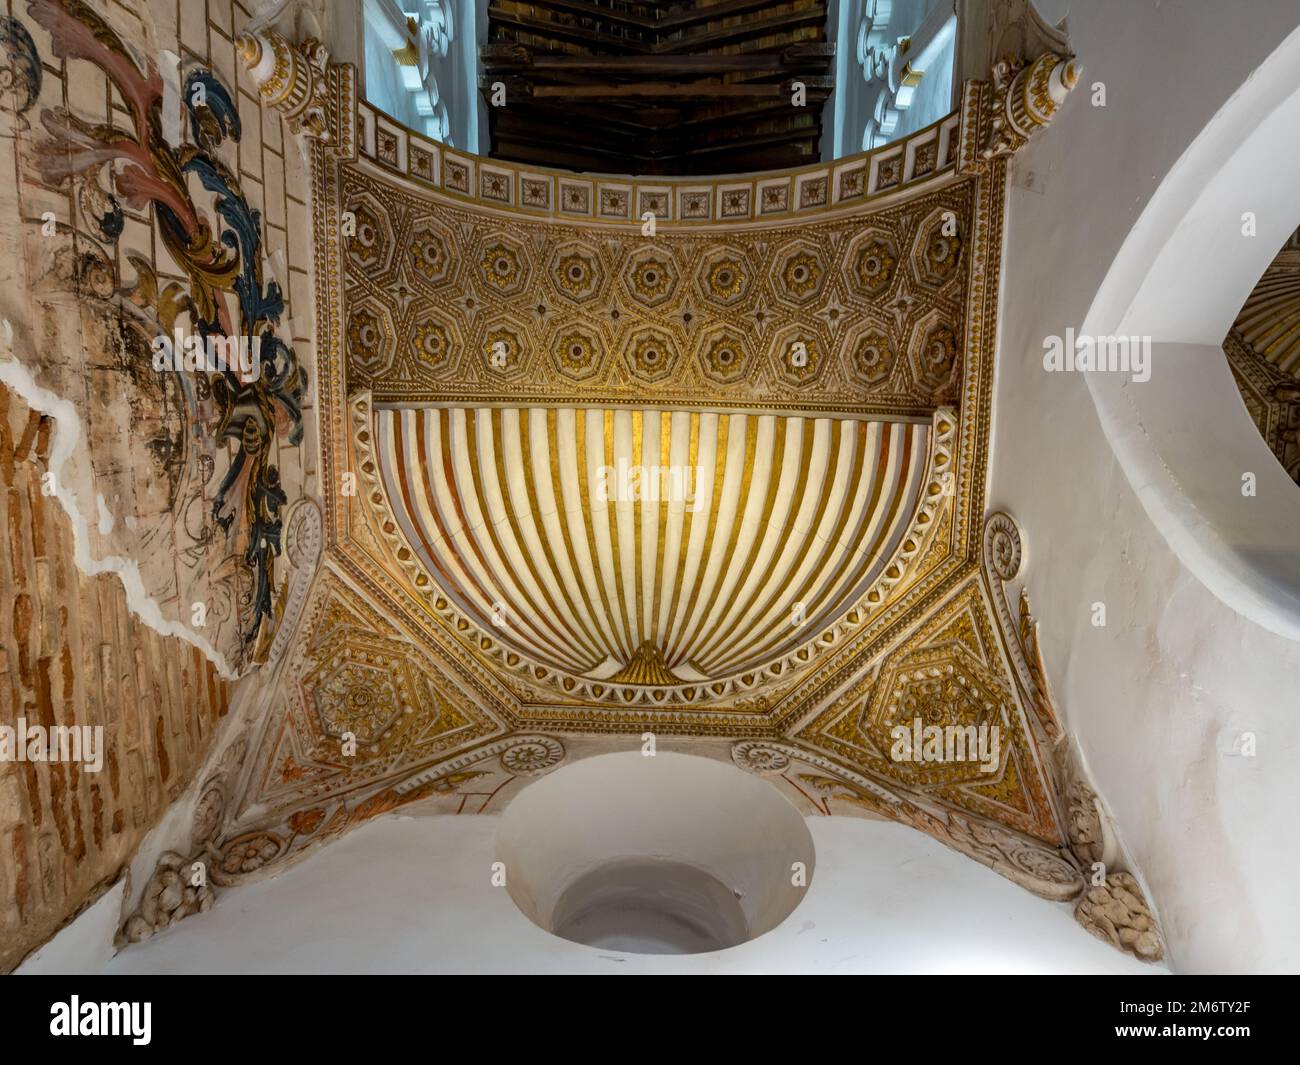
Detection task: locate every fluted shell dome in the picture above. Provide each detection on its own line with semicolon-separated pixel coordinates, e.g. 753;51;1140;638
374;403;944;689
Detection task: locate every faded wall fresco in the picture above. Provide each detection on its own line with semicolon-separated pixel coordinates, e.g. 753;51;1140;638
0;0;321;967
0;0;319;674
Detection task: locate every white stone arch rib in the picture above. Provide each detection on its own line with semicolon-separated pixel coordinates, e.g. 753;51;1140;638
1082;24;1300;640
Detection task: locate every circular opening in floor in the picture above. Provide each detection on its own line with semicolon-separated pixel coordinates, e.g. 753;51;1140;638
495;750;815;955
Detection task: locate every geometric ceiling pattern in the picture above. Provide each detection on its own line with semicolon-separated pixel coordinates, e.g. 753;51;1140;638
227;49;1047;828
249;568;498;816
797;575;1058;841
339;161;972;416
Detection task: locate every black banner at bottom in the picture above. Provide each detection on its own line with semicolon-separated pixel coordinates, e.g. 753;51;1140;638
0;974;1289;1051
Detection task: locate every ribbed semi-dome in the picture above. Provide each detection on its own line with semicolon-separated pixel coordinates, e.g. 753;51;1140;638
1234;253;1300;375
375;405;931;684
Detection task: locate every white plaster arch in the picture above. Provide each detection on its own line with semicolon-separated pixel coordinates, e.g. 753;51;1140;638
494;751;815;953
1082;23;1300;639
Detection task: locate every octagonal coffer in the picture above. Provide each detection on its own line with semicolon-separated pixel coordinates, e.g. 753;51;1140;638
372;405;933;686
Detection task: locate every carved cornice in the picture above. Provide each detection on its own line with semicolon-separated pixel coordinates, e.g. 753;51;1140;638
355;96;962;227
981;510;1167;961
214;732;568;886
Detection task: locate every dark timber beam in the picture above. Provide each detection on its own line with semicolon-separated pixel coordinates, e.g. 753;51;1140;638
481;45;835;75
489;10;653;53
482;77;830;100
484;0;832;174
653;9;829;53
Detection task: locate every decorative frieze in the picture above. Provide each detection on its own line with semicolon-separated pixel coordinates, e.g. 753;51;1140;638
357;98;962;225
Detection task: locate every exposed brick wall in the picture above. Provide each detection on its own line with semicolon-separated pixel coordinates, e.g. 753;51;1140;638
0;381;229;972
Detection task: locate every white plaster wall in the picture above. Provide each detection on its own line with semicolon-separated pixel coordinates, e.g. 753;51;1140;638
15;882;124;976
91;809;1158;975
990;0;1300;973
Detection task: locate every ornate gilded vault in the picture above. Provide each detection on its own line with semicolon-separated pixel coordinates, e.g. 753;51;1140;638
1226;229;1300;483
108;14;1160;963
324;92;982;732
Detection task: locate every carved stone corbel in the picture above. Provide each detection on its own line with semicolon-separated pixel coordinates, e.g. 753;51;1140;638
1056;751;1166;962
981;49;1080;159
236;29;333;142
1065;778;1106;865
115;735;249;946
1076;871;1165;962
116;851;215;945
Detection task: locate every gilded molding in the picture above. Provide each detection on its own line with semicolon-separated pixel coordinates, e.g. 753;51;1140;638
981;510;1061;742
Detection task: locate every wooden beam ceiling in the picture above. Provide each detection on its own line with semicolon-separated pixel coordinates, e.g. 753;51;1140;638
483;0;833;176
